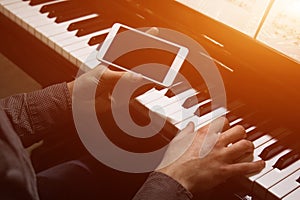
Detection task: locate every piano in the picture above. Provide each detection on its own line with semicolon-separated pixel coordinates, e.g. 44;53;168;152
1;0;300;199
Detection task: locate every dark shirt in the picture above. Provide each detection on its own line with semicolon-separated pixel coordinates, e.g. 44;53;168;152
0;83;192;200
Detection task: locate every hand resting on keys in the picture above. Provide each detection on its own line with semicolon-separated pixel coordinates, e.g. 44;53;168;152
67;27;159;113
67;64;143;113
134;117;265;199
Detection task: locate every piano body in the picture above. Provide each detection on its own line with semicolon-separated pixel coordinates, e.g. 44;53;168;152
1;0;300;199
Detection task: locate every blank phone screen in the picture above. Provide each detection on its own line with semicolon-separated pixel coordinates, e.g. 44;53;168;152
101;27;181;83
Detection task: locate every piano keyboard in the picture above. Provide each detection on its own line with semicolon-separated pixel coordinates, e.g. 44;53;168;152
136;83;300;200
1;0;111;70
1;0;299;199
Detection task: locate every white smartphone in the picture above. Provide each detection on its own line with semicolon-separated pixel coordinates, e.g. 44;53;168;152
96;23;189;87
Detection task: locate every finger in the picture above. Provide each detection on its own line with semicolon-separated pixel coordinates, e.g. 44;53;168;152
196;118;228;158
224;139;254;161
210;117;230;133
224;160;265;178
221;117;230;132
195;117;229;136
102;68;143;85
174;122;195;141
219;125;246;146
183;121;195;134
145;27;159;36
88;64;108;78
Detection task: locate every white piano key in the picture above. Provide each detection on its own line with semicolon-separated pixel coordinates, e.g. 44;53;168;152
13;3;45;18
34;13;94;39
36;21;71;38
229;118;243;126
1;0;27;18
25;13;55;27
11;0;66;33
245;126;256;133
136;88;168;105
146;89;197;114
69;46;96;65
175;107;227;130
71;49;98;67
195;107;228;130
250;149;291;182
13;4;45;26
69;46;97;65
3;1;28;19
0;0;20;6
253;134;273;148
167;99;211;124
36;15;100;47
255;159;300;191
245;138;286;181
54;28;110;56
47;14;99;48
82;58;101;70
135;88;156;102
3;0;26;9
268;169;300;199
252;127;287;149
282;187;300;200
56;27;109;47
48;13;98;39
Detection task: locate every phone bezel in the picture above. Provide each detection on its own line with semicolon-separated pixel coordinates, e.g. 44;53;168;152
96;23;189;87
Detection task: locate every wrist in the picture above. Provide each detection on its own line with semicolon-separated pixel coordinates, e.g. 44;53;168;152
156;168;193;194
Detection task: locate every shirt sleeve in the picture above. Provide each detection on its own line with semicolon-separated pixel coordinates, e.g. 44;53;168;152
0;83;73;147
132;172;193;200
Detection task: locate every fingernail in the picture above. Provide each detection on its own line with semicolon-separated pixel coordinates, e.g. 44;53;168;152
187;122;195;132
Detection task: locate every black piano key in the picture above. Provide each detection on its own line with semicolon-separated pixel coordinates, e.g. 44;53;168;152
48;9;66;18
194;102;213;117
55;8;94;23
40;1;73;14
165;82;190;98
29;0;56;6
131;83;157;98
297;176;300;184
261;133;298;161
154;84;166;91
193;83;208;93
76;21;114;37
247;125;287;143
47;3;78;18
226;112;239;122
68;16;103;31
259;141;286;160
238;121;252;130
273;150;300;170
227;105;251;121
246;130;265;142
227;99;246;110
88;33;108;46
182;91;209;109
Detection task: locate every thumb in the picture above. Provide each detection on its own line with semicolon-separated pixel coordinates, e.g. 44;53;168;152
102;68;143;84
183;122;195;134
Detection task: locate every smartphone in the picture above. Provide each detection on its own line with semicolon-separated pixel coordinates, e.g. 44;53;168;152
96;23;189;87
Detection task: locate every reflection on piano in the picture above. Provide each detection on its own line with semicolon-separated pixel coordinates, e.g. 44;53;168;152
0;0;299;199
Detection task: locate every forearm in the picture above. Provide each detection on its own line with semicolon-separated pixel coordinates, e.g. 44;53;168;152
132;172;193;200
0;82;73;147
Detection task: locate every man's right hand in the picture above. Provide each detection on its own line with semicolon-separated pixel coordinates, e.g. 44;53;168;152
156;117;265;194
